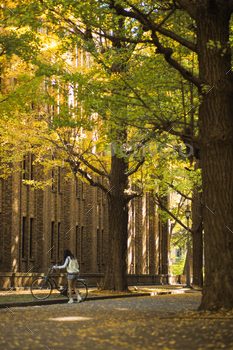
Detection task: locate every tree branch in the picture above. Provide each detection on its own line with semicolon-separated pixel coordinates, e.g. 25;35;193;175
156;26;197;53
95;31;153;45
153;39;202;87
38;130;110;180
97;26;197;53
166;182;193;201
87;151;110;176
124;190;143;203
116;74;166;124
109;1;197;52
126;157;145;176
175;0;196;19
76;166;109;193
155;6;176;30
152;168;193;201
154;193;193;233
77;154;109;178
108;2;200;86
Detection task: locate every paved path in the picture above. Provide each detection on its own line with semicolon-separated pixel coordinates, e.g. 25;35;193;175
1;293;233;350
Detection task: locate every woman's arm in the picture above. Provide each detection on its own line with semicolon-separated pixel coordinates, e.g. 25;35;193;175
54;257;69;269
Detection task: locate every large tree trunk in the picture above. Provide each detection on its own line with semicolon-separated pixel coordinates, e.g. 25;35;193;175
192;160;203;287
197;2;233;310
103;152;129;291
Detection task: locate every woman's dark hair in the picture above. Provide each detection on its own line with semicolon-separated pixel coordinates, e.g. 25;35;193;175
63;249;74;261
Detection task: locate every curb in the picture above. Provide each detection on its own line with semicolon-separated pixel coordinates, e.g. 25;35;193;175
0;293;151;309
0;289;202;309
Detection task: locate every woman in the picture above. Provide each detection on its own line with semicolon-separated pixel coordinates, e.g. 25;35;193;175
53;249;82;304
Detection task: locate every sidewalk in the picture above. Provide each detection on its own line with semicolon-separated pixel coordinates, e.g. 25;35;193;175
0;284;202;309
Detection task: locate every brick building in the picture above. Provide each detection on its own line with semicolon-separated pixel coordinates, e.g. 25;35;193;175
0;155;170;288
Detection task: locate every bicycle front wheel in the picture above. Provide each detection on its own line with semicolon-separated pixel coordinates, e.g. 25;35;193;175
31;278;52;300
73;280;88;301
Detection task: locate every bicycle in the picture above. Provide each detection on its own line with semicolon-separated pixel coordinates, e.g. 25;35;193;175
30;267;88;301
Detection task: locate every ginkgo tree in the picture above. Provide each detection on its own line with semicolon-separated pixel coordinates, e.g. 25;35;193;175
0;1;202;293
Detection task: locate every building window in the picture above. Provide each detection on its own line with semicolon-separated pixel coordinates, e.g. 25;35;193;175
58;167;61;193
29;218;33;259
57;222;60;261
52;168;55;191
76;175;79;198
22;155;26;180
97;229;100;264
51;155;55;191
30;154;33;180
22;217;26;259
81;175;84;199
102;229;104;264
81;226;84;263
51;221;54;260
97;204;100;229
76;225;79;258
101;177;104;204
0;178;2;213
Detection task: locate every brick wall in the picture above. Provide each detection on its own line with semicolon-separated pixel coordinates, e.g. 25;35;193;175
0;161;169;281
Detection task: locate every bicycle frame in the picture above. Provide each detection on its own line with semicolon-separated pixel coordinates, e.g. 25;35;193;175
43;268;68;294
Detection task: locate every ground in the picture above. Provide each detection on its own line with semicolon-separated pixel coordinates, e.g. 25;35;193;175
1;293;233;350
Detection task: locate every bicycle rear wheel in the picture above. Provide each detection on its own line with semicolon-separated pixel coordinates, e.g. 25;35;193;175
31;278;52;300
73;280;88;301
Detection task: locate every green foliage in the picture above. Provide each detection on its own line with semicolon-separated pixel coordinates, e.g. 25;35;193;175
0;0;200;217
171;228;190;250
170;255;186;276
0;32;40;61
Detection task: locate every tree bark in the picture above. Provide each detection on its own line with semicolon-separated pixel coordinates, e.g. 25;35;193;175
103;152;129;291
159;195;169;275
192;159;203;287
197;1;233;310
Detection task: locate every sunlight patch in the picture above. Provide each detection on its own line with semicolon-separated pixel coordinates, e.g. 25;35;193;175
48;316;92;321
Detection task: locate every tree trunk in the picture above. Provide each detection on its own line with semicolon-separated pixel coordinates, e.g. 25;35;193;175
159;195;169;275
103;152;129;291
192;159;203;287
197;2;233;310
183;248;193;282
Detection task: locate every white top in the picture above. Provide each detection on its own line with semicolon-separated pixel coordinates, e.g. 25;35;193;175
56;256;78;274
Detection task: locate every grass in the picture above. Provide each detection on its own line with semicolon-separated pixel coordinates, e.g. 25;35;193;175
0;285;193;304
0;290;67;303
